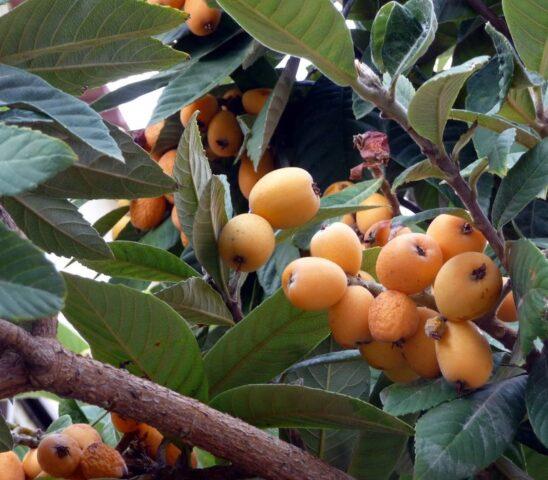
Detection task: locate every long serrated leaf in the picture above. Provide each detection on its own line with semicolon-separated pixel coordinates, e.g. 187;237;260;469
526;351;548;448
391;207;472;226
92;205;129;237
391;158;446;191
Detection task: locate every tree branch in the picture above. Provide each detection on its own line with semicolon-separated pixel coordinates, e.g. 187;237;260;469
464;0;512;40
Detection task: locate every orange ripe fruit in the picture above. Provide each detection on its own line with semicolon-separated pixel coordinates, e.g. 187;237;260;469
148;0;186;7
137;424;163;458
356;193;392;234
185;0;222;36
435;320;493;389
426;214;487;262
130;197;167;230
357;270;375;282
249;167;320;229
434;252;502;321
376;233;443;294
158;150;177;203
401;307;441;378
323;181;353;197
218;213;275;272
80;443;127;479
238;150;275;199
63;424;102;450
144;120;165;151
385;364;420;383
207;110;243;157
180;231;190;247
359;341;406;370
111;412;140;433
171;206;182;232
368;290;419;342
37;434;82;477
166;444;181;466
363;220;412;248
328;285;374;348
23;449;42;479
497;278;517;323
180;94;219;129
282;257;348;311
242;88;272;115
310;222;362;275
0;451;25;480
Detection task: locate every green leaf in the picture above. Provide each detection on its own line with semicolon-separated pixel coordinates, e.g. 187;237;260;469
58;399;88;425
62;273;208;401
392;207;472;226
284;349;362;373
92;205;129;237
46;415;73;433
173;113;212;242
474;128;516;177
0;65;122;161
492;139;548;228
414;375;527;480
526;352;548;448
502;0;548;78
256;241;300;296
204;290;329;397
391;159;446;191
2;193;112;260
380;378;458;416
371;0;437;79
361;247;382;280
211;384;413;434
408;57;489;146
0;123;75;196
216;0;355;86
57;322;89;355
80;241;199;282
0;416;13;452
155;277;234;327
0;222;65;321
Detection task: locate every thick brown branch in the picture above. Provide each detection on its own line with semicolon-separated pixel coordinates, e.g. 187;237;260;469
0;352;29;399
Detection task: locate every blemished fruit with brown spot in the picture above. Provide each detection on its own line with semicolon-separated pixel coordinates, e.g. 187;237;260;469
242;88;272;115
0;451;25;480
385;364;420;383
376;233;443;294
63;424;102;450
218;214;275;272
497;278;517;322
207;110;243;157
435;320;493;389
433;252;502;321
363;220;412;248
23;449;42;479
111;412;140;433
328;285;374;348
368;290;419;342
426;214;486;262
323;181;353;197
249;167;320;229
356;193;392;234
80;443;127;479
282;257;347;311
238;150;275;199
144;120;165;151
359;341;406;370
184;0;222;36
180;94;219;129
37;434;82;477
310;222;362;275
401;307;441;378
130;197;167;230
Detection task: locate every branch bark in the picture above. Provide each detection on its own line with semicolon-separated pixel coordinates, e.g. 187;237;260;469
464;0;511;40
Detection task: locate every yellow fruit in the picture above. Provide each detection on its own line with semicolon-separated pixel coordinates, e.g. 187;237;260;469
356;193;392;234
63;424;102;451
242;88;272;115
249;167;320;229
282;257;348;311
238;151;275;200
185;0;222;36
357;270;375;282
158;150;176;203
385;364;420;383
207;110;243;157
401;307;441;378
80;443;126;479
435;320;493;389
180;94;219;129
130;197;167;230
323;181;353;197
111;413;140;434
0;451;25;480
497;278;517;323
218;213;275;272
37;434;82;477
23;449;42;479
310;222;362;275
328;285;374;348
111;215;130;240
144;120;165;151
138;424;163;458
376;233;443;294
434;252;502;321
426;214;487;262
359;341;406;370
368;290;419;342
180;231;190;247
362;220;412;248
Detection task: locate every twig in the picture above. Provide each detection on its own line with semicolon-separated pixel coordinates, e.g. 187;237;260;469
341;0;356;18
397;195;422;213
464;0;511;40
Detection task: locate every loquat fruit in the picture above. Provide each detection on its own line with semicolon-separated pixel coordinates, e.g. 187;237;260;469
323;181;353;197
148;0;186;8
328;285;374;348
222;88;242;101
238;150;275;200
185;0;222;36
138;424;163;458
180;231;190;247
207;110;243;157
401;307;441;378
282;257;348;311
130;197;167;230
359;341;406;370
357;270;375;282
356;193;392;234
22;448;42;479
158;150;176;203
171;205;182;232
497;278;517;323
376;233;443;295
435;320;493;389
242;88;272;115
384;364;420;383
166;443;181;466
218;213;275;272
0;451;25;480
80;442;127;479
144;120;165;151
63;424;102;451
180;94;219;129
310;222;362;275
111;412;140;434
362;220;411;248
433;252;502;321
249;167;320;229
368;290;419;342
37;433;82;477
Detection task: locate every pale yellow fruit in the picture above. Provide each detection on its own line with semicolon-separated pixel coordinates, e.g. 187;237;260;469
23;449;42;479
63;424;102;450
238;151;275;200
0;451;25;480
356;193;392;234
310;222;362;274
